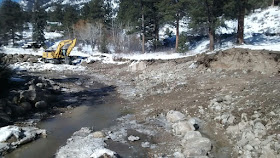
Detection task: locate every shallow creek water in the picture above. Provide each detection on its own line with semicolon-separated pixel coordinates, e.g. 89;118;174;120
4;77;141;158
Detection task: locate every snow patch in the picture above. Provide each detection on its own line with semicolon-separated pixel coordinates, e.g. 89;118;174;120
10;62;86;72
56;127;117;158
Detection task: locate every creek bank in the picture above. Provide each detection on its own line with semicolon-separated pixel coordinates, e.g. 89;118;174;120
83;48;280;157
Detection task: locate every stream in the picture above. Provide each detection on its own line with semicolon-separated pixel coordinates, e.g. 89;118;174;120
4;77;130;158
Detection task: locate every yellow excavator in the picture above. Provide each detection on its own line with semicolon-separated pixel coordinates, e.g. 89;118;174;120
42;38;77;64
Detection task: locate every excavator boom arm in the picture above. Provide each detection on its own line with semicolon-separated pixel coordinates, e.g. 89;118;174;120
54;39;76;58
66;38;77;56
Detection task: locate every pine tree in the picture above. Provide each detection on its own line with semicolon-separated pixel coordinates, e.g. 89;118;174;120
63;5;78;38
223;0;268;44
32;0;47;45
81;3;90;20
0;0;24;45
49;3;63;22
187;0;225;51
158;0;188;52
118;0;161;52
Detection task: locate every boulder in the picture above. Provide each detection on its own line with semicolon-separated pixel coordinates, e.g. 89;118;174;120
128;61;147;71
20;102;32;111
182;137;212;157
10;104;25;116
20;89;43;103
181;131;202;145
35;101;47;109
254;122;267;138
92;131;105;138
166;110;186;123
36;83;44;88
172;121;194;136
260;146;277;158
0;113;11;126
173;152;185;158
27;57;38;63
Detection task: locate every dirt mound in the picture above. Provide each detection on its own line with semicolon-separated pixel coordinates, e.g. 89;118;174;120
197;48;280;74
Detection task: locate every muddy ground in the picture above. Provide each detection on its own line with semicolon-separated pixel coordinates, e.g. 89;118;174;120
1;48;280;157
82;48;280;157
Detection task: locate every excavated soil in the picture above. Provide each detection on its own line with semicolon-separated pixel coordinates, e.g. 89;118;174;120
84;48;280;157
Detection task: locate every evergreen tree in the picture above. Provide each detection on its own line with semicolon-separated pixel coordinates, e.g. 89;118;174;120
0;0;24;45
32;0;47;45
224;0;271;44
158;0;188;52
118;0;161;52
49;3;63;22
187;0;226;51
63;5;78;38
81;3;90;20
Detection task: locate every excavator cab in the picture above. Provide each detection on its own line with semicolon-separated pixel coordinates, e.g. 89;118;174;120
42;38;77;64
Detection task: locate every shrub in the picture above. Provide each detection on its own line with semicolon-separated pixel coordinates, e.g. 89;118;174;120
178;32;189;53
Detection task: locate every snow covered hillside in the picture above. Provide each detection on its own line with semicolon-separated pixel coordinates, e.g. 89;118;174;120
19;0;91;11
189;6;280;54
19;0;119;11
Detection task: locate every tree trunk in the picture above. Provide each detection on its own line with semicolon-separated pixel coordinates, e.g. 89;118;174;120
141;5;145;54
11;29;15;46
175;17;179;52
209;27;215;51
154;21;159;51
205;0;215;51
272;0;275;6
237;0;246;44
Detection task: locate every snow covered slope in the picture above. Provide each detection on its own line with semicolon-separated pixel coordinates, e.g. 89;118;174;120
19;0;91;11
191;6;280;53
19;0;119;11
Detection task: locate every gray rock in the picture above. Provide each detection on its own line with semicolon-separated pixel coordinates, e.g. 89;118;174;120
20;102;32;111
128;135;140;142
254;122;266;138
10;104;26;116
128;61;147;71
20;90;42;103
172;121;194;136
181;131;202;145
12;96;19;104
182;137;212;157
173;152;185;158
18;54;24;58
28;84;37;91
260;146;277;158
52;85;61;91
27;57;38;63
166;110;186;123
0;113;11;126
36;83;44;88
35;101;47;109
92;131;105;138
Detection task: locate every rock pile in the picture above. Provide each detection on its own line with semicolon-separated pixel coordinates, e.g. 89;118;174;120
209;95;280;157
226;114;280;158
0;53;39;64
0;76;61;126
166;110;212;157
